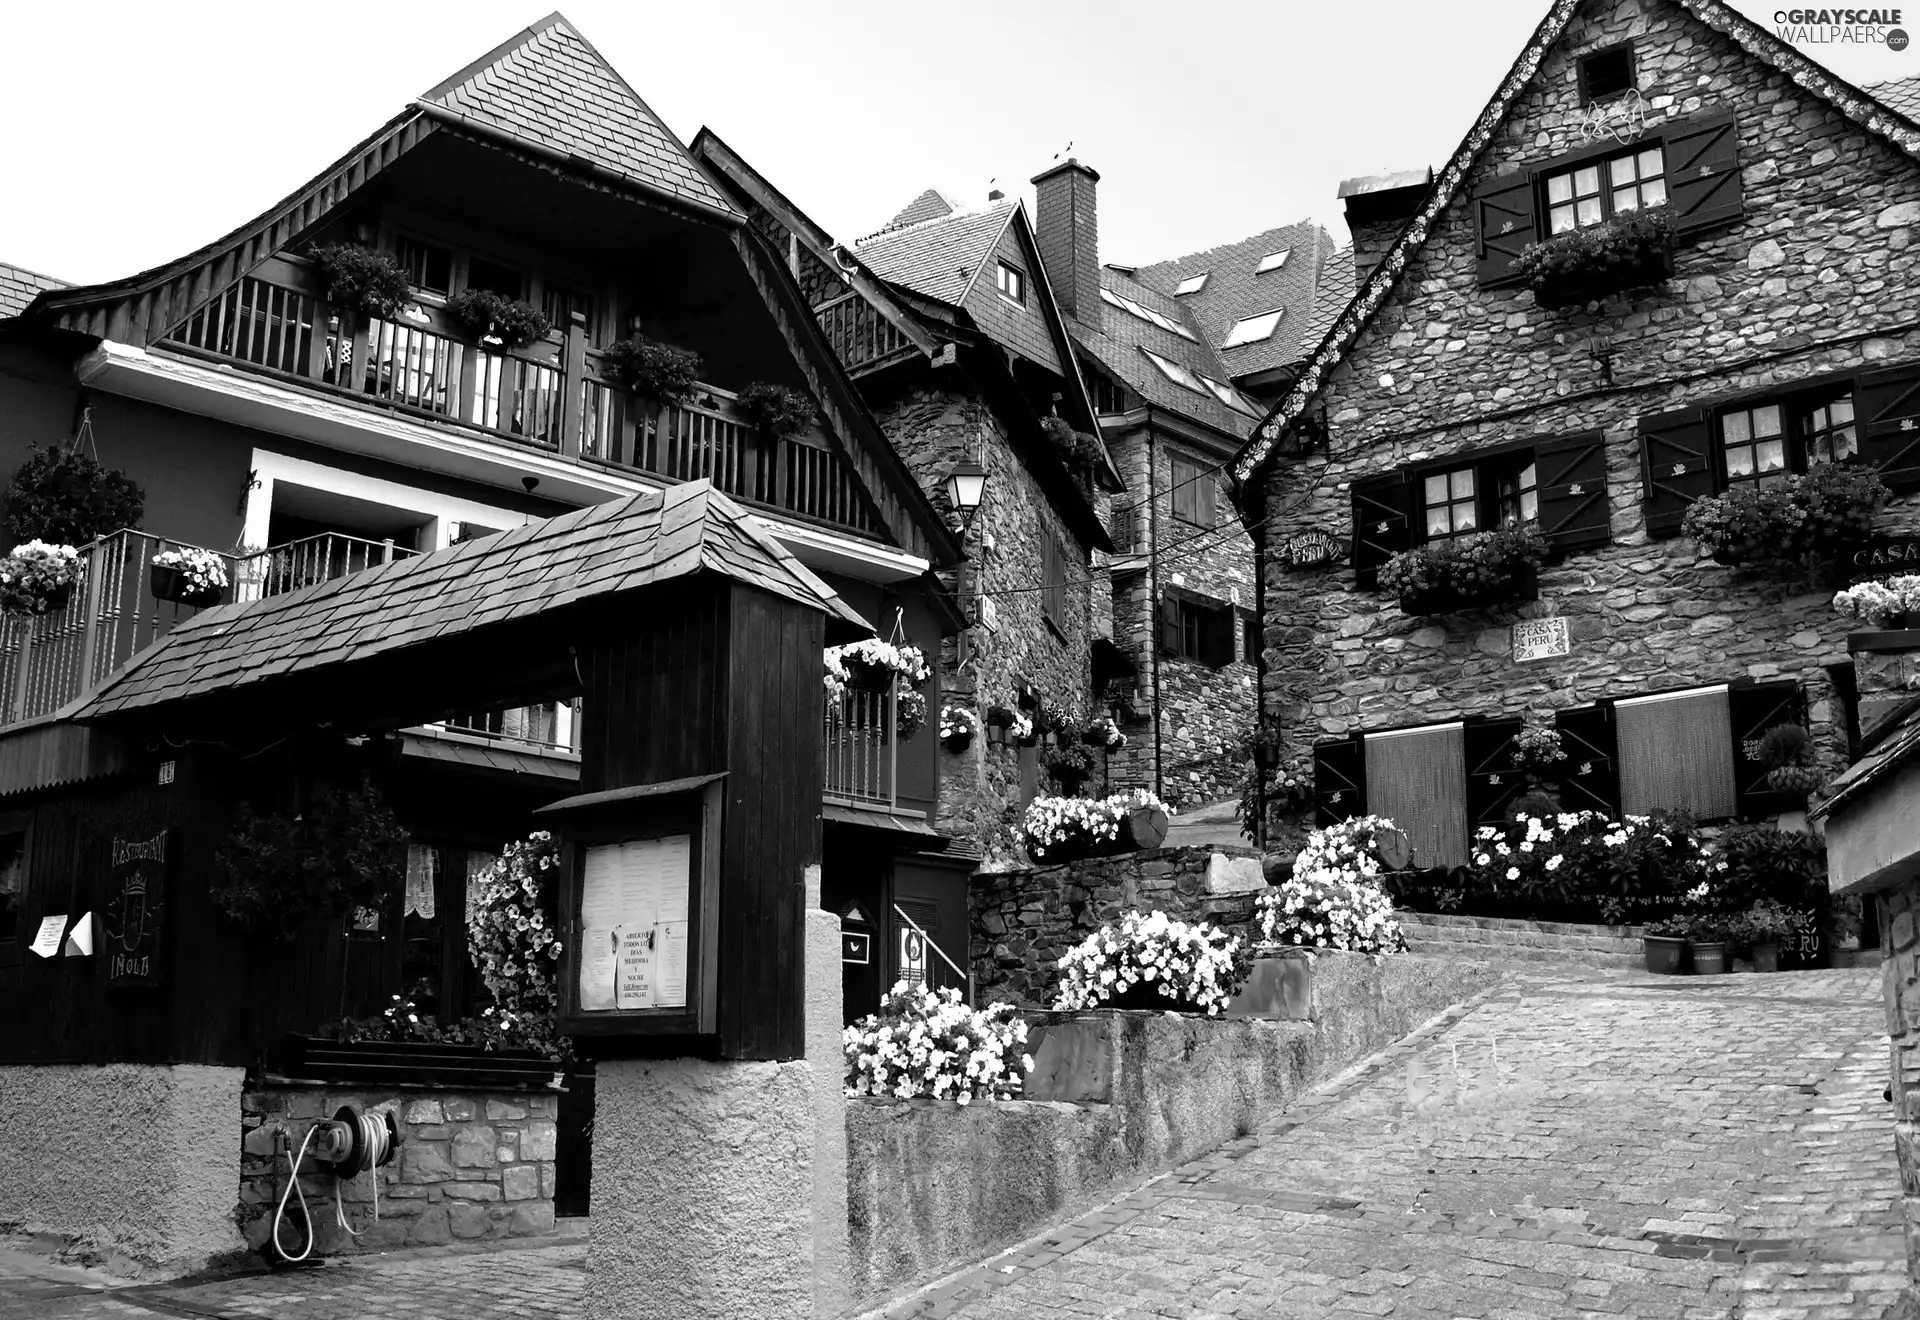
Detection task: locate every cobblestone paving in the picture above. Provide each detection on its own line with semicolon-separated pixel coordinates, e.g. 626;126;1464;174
0;967;1903;1319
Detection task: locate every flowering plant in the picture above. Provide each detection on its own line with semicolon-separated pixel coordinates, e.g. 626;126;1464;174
465;831;566;1058
1010;711;1036;747
1021;788;1171;864
823;654;847;705
1463;808;1711;924
939;705;979;747
1834;575;1920;629
844;981;1032;1103
311;242;412;319
897;689;927;739
828;639;931;692
1516;207;1672;308
1510;720;1566;775
1269;759;1314;810
1377;523;1545;615
1684;463;1887;576
738;382;815;439
443;288;551;348
1257;816;1409;953
1042;742;1097;793
151;545;230;590
1053;910;1245;1015
0;540;81;615
600;334;702;404
1085;716;1126;750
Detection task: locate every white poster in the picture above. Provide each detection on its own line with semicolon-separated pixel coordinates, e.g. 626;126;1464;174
578;835;692;1011
29;915;66;959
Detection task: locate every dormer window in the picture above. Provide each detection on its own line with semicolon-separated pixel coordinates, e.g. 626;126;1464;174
1543;145;1665;234
996;262;1026;304
1578;44;1635;104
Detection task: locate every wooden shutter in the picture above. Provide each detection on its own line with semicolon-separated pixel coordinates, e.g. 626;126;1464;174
1158;595;1182;656
1637;407;1716;539
1313;736;1365;827
1666;111;1744;237
1196;471;1218;528
1727;679;1805;819
1350;473;1412;589
1464;716;1526;830
1474;171;1537;287
1554;703;1620;817
1534;430;1610;553
1857;361;1920;491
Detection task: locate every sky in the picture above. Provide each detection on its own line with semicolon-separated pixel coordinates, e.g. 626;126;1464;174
1;1;1914;286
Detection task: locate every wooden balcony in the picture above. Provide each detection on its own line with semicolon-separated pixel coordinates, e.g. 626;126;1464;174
161;270;885;541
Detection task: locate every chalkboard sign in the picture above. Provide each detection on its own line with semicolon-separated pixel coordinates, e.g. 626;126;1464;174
102;829;169;988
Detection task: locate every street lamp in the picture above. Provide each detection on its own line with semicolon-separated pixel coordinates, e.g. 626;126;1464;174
943;459;988;530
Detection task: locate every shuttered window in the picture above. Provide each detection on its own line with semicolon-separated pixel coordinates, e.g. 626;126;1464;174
1312;736;1366;828
1857;361;1920;490
1170;454;1217;527
1041;533;1071;624
1728;680;1808;818
1615;686;1738;820
1363;723;1469;870
1350;474;1412;589
1464;717;1525;829
1473;172;1538;287
1554;703;1621;818
1534;430;1610;551
1666;111;1744;237
1637;407;1715;538
1161;593;1234;667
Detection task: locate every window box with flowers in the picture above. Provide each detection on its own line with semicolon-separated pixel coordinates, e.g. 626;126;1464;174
1021;788;1172;864
1377;524;1546;616
0;541;82;615
1834;574;1920;643
738;382;815;439
1053;910;1246;1015
844;982;1032;1103
1516;208;1673;310
311;242;413;321
150;546;230;608
1683;463;1887;580
443;288;552;349
600;335;702;405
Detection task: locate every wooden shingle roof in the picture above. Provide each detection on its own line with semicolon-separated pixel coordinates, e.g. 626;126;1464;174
78;482;866;720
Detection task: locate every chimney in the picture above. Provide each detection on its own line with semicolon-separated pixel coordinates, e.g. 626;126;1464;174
1338;167;1432;285
1031;158;1101;328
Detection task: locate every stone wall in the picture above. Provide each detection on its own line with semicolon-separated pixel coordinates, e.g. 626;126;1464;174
970;844;1272;1006
1398;911;1646;967
871;379;1096;859
844;949;1498;1310
239;1085;559;1256
0;1063;247;1276
1253;0;1920;784
1875;880;1920;1304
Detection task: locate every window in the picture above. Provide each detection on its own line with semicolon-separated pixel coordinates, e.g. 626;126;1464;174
401;842;446;1019
1102;288;1199;340
1162;594;1234;667
1174;273;1208;295
1221;309;1285;348
1493;459;1538;527
1201;376;1259;417
1170;454;1217;527
1718;388;1857;488
1579;45;1635;103
1720;402;1788;487
1041;532;1071;625
397;237;453;295
542;284;597;344
465;255;524;299
996;262;1025;304
1544;145;1665;234
1090;372;1130;415
1422;466;1478;539
1141;347;1210;396
1803;392;1858;466
1256;249;1290;273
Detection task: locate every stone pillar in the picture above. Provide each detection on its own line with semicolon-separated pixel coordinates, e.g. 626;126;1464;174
1881;882;1920;1307
584;870;848;1320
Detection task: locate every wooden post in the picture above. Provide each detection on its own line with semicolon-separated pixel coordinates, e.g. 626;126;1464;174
558;311;587;459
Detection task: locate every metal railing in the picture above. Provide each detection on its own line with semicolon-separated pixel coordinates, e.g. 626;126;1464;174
824;683;895;806
892;903;972;1003
232;532;415;601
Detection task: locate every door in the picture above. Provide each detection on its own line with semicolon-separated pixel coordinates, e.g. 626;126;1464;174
889;854;972;1001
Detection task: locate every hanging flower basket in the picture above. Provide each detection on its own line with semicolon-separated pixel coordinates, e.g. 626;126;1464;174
1509;720;1567;779
827;639;929;696
600;335;703;405
1011;711;1037;748
150;546;230;608
939;706;979;753
897;690;927;740
1379;524;1546;616
310;243;412;321
0;541;82;616
1517;209;1673;310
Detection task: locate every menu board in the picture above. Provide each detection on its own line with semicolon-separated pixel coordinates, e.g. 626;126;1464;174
578;835;692;1012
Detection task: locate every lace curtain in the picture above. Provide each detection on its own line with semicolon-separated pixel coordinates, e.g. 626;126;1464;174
1363;722;1468;869
1615;686;1736;819
404;844;439;919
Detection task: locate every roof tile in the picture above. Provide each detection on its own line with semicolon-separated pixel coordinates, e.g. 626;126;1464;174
0;263;67;319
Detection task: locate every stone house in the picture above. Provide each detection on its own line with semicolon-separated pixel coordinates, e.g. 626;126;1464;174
693;136;1121;863
1230;0;1920;866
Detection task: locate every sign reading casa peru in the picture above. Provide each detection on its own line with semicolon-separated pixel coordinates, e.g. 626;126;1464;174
1511;617;1572;664
1850;534;1920;582
1276;530;1349;570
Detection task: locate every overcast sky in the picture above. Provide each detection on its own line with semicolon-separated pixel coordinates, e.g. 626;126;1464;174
1;1;1910;286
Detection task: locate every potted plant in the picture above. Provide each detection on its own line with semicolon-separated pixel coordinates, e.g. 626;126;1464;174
738;382;815;439
1516;207;1673;309
1377;523;1547;615
1741;900;1797;973
1257;817;1410;954
1043;742;1096;795
211;782;409;940
310;242;412;321
1642;915;1690;975
1052;910;1246;1015
983;705;1015;748
1086;716;1127;753
150;545;230;608
0;540;82;615
1756;723;1823;796
1039;415;1104;470
1509;718;1568;781
1011;710;1037;748
1684;464;1888;580
2;442;145;548
897;690;927;740
1689;913;1732;976
1834;574;1920;633
844;982;1032;1102
940;705;980;753
443;288;551;349
600;334;703;405
826;639;929;695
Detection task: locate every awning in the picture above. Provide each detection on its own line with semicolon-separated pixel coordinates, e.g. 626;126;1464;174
822;801;947;847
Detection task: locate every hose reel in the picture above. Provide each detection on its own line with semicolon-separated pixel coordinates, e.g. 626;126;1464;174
269;1104;402;1264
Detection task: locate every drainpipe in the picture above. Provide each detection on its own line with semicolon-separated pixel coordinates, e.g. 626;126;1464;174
1147;422;1163;801
1248;494;1268;850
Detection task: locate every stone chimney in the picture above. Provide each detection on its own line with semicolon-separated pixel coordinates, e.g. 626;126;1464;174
1338;167;1432;286
1031;158;1101;328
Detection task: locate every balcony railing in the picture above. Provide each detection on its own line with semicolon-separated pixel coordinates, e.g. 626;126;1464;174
158;271;887;540
824;685;896;807
232;532;415;602
442;700;579;755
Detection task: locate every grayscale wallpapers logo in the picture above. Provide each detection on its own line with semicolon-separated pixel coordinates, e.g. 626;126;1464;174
1774;8;1909;48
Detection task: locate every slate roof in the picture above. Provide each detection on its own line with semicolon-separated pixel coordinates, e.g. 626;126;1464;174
1296;246;1356;355
853;202;1017;308
1812;698;1920;822
883;189;961;232
0;263;67;319
79;482;867;719
1234;0;1920;484
1131;221;1333;378
418;13;736;219
1077;267;1253;436
1869;75;1920;122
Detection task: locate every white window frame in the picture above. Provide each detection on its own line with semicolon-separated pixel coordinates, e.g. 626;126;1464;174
996;262;1026;304
1221;309;1285;348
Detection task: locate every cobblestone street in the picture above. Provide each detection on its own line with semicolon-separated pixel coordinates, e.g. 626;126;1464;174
0;966;1904;1320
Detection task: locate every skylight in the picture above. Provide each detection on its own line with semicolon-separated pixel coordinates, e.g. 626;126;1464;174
1221;309;1285;348
1100;287;1198;341
1140;347;1209;396
1201;376;1260;417
1174;273;1208;296
1256;250;1290;273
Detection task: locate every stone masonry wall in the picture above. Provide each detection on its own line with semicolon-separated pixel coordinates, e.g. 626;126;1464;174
239;1085;558;1256
970;844;1271;1006
872;377;1095;859
1875;880;1920;1299
1256;0;1920;776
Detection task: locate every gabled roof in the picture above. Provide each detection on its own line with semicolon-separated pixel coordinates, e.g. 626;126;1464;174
1131;220;1332;379
1232;0;1920;485
1077;267;1256;437
0;263;66;320
416;13;737;220
79;482;867;720
884;189;961;232
855;202;1020;308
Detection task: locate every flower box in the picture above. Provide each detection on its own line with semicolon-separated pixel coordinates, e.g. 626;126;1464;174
1379;526;1545;618
150;563;224;608
1519;210;1674;310
281;1035;562;1090
1847;627;1920;653
1688;465;1888;579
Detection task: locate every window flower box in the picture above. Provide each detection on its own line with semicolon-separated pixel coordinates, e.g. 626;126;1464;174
443;288;551;349
1518;209;1673;310
150;546;230;608
1378;524;1546;616
1686;463;1887;579
1834;575;1920;632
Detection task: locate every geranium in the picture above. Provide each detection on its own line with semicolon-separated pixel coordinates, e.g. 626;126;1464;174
1377;523;1546;614
151;545;230;592
465;831;566;1059
1021;789;1171;864
1834;575;1920;628
827;638;931;688
1510;719;1566;775
844;981;1032;1103
0;540;81;615
1053;910;1244;1015
1257;815;1409;954
1684;463;1887;577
